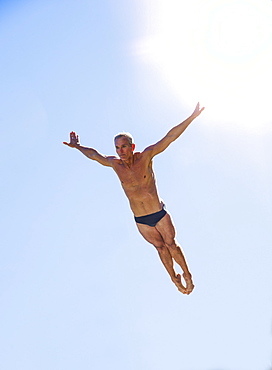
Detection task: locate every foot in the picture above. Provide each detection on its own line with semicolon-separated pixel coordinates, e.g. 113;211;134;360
172;274;187;294
183;273;194;295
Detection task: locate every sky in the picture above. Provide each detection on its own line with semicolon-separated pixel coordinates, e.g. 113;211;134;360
1;0;272;369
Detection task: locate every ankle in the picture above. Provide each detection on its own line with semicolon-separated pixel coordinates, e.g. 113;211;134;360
183;272;192;280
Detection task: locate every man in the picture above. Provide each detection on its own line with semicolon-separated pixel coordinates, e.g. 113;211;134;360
63;103;205;294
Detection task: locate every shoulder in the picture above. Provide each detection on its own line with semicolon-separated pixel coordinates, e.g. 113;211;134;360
141;146;155;160
95;155;120;168
134;151;142;159
135;150;154;167
107;155;118;161
133;151;150;162
108;156;124;168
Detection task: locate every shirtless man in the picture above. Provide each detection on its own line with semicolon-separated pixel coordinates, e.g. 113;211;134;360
63;103;205;294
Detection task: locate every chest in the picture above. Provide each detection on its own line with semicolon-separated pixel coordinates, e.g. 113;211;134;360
114;159;153;186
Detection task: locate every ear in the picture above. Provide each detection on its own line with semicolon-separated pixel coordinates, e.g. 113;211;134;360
131;143;136;152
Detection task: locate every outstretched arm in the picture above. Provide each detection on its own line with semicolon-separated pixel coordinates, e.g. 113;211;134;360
144;103;205;158
63;131;114;167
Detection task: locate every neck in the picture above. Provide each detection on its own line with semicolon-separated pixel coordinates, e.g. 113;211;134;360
122;154;134;168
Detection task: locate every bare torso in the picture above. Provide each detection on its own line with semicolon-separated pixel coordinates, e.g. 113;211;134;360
111;152;162;217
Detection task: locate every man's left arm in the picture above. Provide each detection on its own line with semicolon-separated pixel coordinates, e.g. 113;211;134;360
144;102;205;158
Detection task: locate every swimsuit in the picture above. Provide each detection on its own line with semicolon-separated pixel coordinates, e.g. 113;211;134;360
134;205;167;227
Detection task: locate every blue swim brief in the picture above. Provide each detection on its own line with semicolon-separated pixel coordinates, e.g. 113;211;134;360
134;205;167;227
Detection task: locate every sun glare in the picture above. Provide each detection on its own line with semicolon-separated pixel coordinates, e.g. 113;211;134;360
135;0;272;132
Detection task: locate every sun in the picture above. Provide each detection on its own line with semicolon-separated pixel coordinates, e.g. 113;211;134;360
135;0;272;132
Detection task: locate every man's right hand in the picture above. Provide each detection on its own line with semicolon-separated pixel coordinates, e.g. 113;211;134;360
63;131;80;148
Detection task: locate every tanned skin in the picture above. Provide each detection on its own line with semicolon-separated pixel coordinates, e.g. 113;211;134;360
63;103;205;294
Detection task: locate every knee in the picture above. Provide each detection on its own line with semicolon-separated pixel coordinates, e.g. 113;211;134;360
154;242;167;252
165;239;179;251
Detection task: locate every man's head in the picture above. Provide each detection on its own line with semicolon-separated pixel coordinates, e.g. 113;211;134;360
114;132;135;160
114;132;134;146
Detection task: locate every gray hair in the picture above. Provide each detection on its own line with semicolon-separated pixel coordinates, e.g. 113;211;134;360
114;132;134;146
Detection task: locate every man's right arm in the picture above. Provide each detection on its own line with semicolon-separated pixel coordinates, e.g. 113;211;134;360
63;131;114;167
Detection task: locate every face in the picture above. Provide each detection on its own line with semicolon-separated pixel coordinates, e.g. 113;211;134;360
115;137;135;161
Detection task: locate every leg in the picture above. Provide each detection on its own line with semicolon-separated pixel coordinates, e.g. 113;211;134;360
136;222;187;294
155;213;194;294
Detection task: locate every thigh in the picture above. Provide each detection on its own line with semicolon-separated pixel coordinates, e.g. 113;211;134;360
155;212;176;244
136;222;165;247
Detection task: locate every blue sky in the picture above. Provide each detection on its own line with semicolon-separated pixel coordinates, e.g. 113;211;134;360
1;1;272;369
